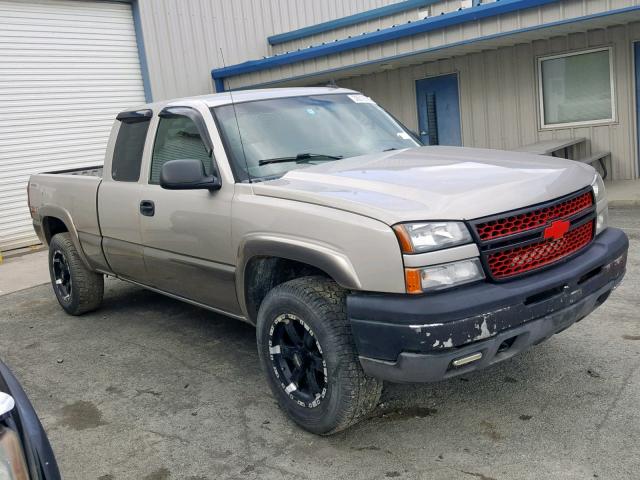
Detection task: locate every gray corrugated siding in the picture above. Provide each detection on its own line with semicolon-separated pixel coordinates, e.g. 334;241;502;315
271;3;424;55
225;0;638;89
270;0;493;55
137;0;394;100
338;22;640;180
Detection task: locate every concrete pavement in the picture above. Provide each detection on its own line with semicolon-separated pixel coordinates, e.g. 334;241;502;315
0;207;638;480
0;248;48;296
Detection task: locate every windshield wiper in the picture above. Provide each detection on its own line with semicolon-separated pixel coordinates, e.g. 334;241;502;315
258;153;343;166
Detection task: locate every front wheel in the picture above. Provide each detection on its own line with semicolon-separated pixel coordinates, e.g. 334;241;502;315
48;232;104;315
256;276;382;435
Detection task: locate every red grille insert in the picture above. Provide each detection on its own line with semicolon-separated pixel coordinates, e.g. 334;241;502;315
487;221;594;279
476;192;593;241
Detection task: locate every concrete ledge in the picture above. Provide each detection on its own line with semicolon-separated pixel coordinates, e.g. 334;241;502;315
2;244;45;260
605;180;640;207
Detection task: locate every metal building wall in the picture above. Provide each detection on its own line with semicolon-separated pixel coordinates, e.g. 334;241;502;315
270;0;484;55
136;0;393;100
136;0;639;180
271;2;428;55
338;22;640;180
224;0;638;90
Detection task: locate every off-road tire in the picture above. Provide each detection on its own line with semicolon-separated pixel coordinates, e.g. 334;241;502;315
48;232;104;315
256;276;382;435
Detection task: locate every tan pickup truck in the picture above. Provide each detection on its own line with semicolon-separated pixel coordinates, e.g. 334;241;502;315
28;87;628;434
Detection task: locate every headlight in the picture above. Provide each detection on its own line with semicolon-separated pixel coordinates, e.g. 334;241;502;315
405;258;485;293
393;221;472;253
591;173;608;234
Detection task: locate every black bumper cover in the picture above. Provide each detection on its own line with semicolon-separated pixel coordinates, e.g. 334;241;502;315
348;227;628;383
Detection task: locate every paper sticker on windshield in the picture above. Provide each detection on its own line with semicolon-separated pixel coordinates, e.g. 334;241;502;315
348;94;375;104
397;132;411;140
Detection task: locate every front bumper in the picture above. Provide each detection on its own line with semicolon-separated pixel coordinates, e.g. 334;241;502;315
348;227;628;383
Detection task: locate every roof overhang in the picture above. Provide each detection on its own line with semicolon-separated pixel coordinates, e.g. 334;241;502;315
266;7;640;88
214;0;560;82
267;0;437;46
213;1;640;91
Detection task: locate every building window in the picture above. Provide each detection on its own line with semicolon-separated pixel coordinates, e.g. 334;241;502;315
538;47;615;128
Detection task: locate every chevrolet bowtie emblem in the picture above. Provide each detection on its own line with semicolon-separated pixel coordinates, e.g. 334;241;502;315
543;219;570;240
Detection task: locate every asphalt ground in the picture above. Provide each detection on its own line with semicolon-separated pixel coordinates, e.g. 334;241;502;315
0;207;638;480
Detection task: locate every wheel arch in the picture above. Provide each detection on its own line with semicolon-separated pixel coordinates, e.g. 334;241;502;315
38;206;92;270
42;216;68;244
237;235;361;323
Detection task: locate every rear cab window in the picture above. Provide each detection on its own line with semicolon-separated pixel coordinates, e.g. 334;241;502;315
111;110;152;182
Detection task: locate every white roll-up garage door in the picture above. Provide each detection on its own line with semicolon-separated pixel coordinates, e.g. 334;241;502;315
0;0;146;251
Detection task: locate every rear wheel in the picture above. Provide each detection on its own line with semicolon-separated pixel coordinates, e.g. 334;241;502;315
256;276;382;435
48;233;104;315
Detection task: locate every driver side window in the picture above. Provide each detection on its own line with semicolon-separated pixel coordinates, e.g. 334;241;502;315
150;115;212;184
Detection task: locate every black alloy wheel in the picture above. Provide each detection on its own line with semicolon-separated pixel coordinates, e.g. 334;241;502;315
256;276;382;435
48;232;104;315
269;313;328;408
51;250;72;302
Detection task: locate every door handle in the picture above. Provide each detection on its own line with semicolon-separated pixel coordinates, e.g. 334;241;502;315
139;200;155;217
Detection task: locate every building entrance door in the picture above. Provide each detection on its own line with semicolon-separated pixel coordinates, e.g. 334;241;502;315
416;73;462;146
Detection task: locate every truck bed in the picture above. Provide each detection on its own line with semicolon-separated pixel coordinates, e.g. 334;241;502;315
43;164;103;177
28;166;104;247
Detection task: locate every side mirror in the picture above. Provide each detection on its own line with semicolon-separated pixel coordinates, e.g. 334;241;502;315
160;159;221;191
410;131;424;145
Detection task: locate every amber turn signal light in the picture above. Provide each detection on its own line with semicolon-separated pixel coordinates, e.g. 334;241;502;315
393;225;414;254
404;268;423;294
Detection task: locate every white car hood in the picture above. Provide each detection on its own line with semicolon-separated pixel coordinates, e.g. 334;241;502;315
252;146;596;225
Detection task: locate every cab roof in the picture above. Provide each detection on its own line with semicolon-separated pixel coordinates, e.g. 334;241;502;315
138;87;358;112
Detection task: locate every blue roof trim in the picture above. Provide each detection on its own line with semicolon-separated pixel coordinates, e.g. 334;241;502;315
213;0;560;81
213;77;225;93
268;0;436;46
228;5;640;91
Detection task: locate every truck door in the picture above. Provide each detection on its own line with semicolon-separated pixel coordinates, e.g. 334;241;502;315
98;111;151;281
138;106;240;315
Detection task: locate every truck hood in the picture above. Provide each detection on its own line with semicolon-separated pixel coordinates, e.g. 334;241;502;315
252;146;596;225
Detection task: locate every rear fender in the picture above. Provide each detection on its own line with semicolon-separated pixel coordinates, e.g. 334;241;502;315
38;205;92;271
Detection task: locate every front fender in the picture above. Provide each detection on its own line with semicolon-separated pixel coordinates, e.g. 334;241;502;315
236;233;362;319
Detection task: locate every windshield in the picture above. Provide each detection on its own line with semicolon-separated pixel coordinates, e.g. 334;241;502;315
212;93;421;181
